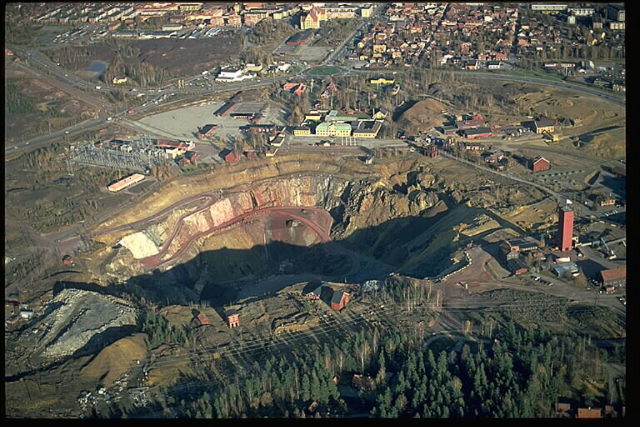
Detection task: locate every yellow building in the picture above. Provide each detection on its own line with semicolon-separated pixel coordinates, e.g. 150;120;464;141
316;122;351;137
112;76;128;84
370;77;395;86
360;5;374;18
372;109;388;120
373;44;387;53
300;7;326;29
293;126;311;136
305;113;323;121
352;121;382;138
178;3;203;11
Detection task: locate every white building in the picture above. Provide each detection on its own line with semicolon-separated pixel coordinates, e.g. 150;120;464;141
530;4;568;13
215;66;255;82
568;7;594;16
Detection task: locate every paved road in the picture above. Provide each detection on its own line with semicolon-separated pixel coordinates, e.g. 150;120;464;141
350;67;625;106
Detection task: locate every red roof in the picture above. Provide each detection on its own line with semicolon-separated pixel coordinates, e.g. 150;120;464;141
600;266;626;282
577;408;602;419
533;157;549;165
224;152;239;163
196;313;209;325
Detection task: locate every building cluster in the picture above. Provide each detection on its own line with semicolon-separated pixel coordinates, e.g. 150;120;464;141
69;135;197;173
498;205;579;277
500;236;544;276
515;4;625;87
27;2;374;42
293;108;387;139
4;298;35;328
437;112;494;140
349;3;516;69
555;402;623;419
33;2;296;29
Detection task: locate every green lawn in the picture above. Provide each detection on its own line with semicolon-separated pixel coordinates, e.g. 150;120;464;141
307;66;341;76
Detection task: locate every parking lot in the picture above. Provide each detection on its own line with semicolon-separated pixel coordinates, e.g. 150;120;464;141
138;100;287;143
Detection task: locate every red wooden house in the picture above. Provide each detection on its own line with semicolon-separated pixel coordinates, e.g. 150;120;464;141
330;291;351;311
531;156;550;172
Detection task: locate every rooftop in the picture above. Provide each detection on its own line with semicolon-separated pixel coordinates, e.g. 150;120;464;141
600;266;626;282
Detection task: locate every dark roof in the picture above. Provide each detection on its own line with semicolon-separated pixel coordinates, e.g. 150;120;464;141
199;124;218;134
507;258;528;272
463;127;492;135
534;118;554;127
310;285;324;297
331;291;347;305
286;30;313;44
309;284;334;303
509;239;539;249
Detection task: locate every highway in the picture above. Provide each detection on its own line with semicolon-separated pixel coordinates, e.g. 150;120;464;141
452;70;625;106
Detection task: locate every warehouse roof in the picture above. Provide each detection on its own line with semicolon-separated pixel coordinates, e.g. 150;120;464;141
600;266;626;282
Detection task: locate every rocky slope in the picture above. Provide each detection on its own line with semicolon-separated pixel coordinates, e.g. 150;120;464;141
10;289;139;370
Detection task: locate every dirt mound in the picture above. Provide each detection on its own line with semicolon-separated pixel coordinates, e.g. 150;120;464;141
80;333;148;387
579;128;626;159
514;90;624;128
397;99;449;131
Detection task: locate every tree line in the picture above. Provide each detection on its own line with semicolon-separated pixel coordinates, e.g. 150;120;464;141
138;314;618;418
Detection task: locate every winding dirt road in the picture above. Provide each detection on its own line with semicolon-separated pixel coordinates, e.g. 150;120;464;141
140;205;333;269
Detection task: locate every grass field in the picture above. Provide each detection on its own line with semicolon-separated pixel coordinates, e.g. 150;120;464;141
307;66;341;76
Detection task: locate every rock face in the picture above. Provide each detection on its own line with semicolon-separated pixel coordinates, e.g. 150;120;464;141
119;232;160;259
29;288;139;361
